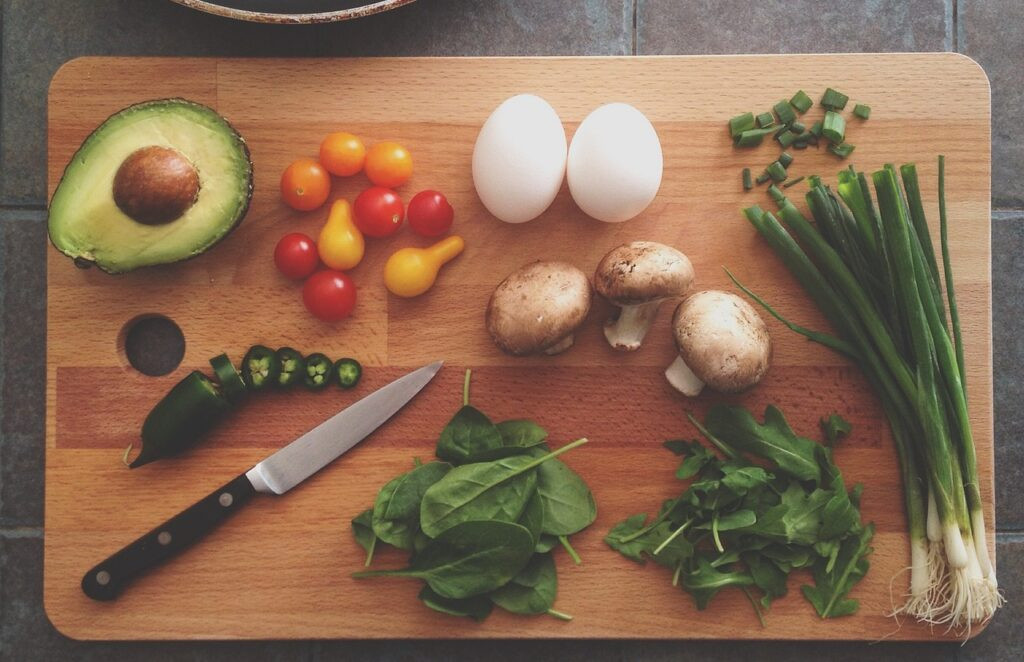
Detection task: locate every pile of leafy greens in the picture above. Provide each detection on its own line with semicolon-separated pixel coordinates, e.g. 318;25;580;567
351;370;595;622
605;404;873;624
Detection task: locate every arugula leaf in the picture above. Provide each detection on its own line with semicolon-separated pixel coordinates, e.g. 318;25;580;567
820;413;852;447
436;405;503;465
681;557;756;610
604;514;655;563
706;405;822;483
419;585;493;622
664;439;716;479
744;553;788;608
738;483;834;545
801;524;874;618
351;509;377;566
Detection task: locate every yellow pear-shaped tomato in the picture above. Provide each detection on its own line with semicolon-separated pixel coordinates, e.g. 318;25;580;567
384;236;465;298
318;199;365;270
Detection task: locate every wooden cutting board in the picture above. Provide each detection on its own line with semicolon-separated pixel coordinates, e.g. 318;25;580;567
45;55;993;640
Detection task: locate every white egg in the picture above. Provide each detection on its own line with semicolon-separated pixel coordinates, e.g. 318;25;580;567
567;103;663;223
472;94;567;224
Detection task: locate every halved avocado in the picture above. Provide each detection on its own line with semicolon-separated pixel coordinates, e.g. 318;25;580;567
48;98;253;274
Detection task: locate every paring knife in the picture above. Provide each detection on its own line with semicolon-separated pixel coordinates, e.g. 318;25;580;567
81;361;443;601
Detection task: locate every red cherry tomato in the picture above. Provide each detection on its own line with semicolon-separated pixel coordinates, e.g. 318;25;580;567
302;270;357;322
353;186;404;238
407;190;454;237
273;233;319;280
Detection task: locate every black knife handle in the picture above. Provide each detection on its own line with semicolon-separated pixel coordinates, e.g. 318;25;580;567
81;473;257;601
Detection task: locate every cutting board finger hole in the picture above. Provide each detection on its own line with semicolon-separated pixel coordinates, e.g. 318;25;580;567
118;314;186;377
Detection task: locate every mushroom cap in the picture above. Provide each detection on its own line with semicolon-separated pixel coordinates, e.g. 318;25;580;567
594;241;694;305
486;261;592;355
672;290;771;393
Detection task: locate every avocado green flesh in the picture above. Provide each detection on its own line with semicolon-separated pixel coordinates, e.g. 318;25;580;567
48;99;252;273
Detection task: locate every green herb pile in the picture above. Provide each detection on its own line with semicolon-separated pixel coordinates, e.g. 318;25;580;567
734;158;1002;631
351;370;595;622
605;405;873;624
730;88;870;191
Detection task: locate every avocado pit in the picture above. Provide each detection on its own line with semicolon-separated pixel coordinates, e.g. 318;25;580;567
113;146;200;225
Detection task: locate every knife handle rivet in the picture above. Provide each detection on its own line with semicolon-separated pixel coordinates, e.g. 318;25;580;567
157;531;172;545
95;570;111;586
219;492;234;507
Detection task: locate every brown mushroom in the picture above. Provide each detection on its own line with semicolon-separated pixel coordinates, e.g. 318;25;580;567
664;290;772;396
594;241;694;351
486;261;592;356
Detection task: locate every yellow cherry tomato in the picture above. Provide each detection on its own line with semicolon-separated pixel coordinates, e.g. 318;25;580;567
384;236;465;298
318;199;365;271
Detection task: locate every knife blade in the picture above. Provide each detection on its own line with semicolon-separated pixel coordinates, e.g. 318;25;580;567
81;360;443;601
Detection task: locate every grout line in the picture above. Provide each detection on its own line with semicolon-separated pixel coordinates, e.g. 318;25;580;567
993;210;1024;220
996;531;1024;543
0;526;43;538
944;0;954;51
631;0;638;56
954;0;962;52
0;203;48;214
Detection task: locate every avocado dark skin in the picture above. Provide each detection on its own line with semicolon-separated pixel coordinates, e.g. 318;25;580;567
48;98;254;274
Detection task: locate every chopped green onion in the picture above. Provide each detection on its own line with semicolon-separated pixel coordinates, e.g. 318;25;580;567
820;87;849;110
729;112;756;139
792;141;809;150
766;161;787;183
773;100;797;125
790;121;806;134
790;90;813;113
756;112;775;128
822;111;846;144
776;130;798;148
742;168;753;191
810;120;824;137
828;142;855;158
782;176;806;188
778;152;794;168
767;184;785;204
854;103;871;119
755;172;770;185
735;127;778;147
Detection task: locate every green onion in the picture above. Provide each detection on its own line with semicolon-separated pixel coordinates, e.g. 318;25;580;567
822;111;846;144
742;168;753;191
755;172;770;185
773;100;797;125
853;104;871;119
782;176;805;189
767;184;785;204
828;142;855;158
729;112;756;139
766;161;787;183
820;87;849;110
778;152;794;168
735;126;778;147
790;90;813;113
790;121;806;134
756;112;775;128
810;120;824;137
776;131;798;148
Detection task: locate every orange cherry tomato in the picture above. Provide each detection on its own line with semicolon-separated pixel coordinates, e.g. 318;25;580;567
319;132;366;177
280;158;331;211
365;141;413;188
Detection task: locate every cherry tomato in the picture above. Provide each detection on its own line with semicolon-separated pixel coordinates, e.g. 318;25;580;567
353;186;405;238
319;132;366;177
302;270;357;322
280;158;331;211
365;141;413;188
407;190;454;237
274;232;319;280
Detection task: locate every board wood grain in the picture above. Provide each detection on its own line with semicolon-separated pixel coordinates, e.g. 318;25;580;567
45;55;993;640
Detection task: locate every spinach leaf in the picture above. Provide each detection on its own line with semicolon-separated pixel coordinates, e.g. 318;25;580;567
705;405;822;484
820;413;852;447
372;461;451;549
536;458;597;536
535;534;559;553
351;508;377;566
496;420;548;448
353;520;534;599
418;585;493;622
801;524;874;618
436;405;503;465
519;491;545;544
490;553;557;615
420;441;584;538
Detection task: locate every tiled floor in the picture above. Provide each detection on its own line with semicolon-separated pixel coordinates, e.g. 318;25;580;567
1;1;1021;659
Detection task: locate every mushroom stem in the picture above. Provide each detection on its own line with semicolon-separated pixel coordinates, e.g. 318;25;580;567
664;355;705;396
543;334;575;355
604;300;664;351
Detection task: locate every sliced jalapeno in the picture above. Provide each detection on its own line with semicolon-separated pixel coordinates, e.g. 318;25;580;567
209;353;247;404
303;352;334;390
241;344;280;391
334;358;362;389
131;371;231;468
275;347;306;388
